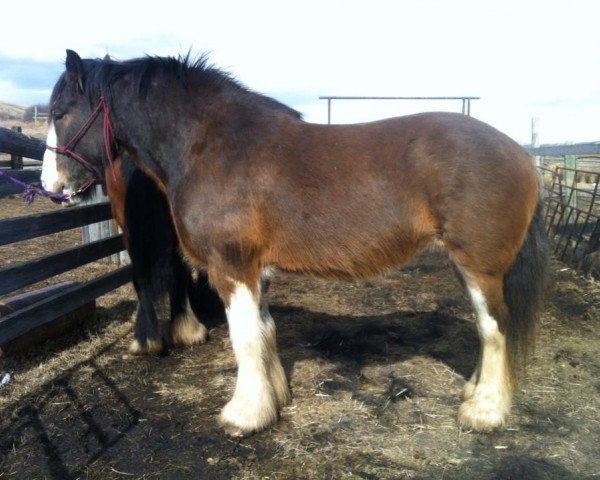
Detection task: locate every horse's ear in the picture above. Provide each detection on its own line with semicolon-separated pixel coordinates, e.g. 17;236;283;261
65;49;85;93
103;54;110;61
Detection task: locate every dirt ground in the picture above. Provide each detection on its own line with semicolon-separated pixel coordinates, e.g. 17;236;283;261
1;196;600;479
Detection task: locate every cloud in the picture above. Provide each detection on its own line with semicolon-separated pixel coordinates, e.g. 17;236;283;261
0;79;52;106
1;0;599;143
0;56;63;89
0;56;63;105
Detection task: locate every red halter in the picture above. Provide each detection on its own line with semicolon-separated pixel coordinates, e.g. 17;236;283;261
46;95;117;195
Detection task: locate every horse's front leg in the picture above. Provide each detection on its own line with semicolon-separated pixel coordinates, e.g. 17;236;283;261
209;267;290;437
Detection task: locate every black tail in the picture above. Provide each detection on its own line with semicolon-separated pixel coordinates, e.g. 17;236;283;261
504;200;550;379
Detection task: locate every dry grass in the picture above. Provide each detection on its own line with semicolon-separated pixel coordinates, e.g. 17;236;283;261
0;117;48;139
0;196;599;479
0;102;27;120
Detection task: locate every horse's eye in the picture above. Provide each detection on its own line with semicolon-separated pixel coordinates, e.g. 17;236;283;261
52;109;66;121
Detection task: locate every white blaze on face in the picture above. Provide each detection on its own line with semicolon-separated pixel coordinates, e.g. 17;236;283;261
41;121;59;192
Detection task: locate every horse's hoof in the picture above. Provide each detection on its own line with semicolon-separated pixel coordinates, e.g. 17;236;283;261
457;396;509;431
128;338;163;355
221;422;252;438
219;395;278;437
171;313;209;346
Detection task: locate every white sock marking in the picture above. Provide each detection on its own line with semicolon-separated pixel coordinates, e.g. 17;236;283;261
460;281;511;428
227;282;269;378
221;280;280;434
171;295;208;345
466;284;500;342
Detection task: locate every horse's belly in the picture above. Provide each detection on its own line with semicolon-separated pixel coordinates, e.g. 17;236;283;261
267;222;436;279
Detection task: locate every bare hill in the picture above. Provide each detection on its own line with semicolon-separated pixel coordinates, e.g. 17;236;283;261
0;101;47;139
0;101;26;120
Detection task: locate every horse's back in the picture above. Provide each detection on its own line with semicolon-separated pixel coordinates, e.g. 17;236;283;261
300;112;534;181
298;111;539;236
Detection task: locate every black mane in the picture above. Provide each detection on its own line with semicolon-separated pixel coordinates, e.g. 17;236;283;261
54;53;302;120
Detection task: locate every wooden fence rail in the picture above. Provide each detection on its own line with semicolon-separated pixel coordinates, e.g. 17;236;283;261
0;126;45;161
0;202;132;354
0;203;111;245
1;126;132;353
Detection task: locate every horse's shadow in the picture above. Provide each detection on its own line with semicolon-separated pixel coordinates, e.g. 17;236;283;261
269;304;478;403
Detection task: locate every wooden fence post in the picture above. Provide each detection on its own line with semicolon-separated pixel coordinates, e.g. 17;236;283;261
81;185;125;265
10;126;23;169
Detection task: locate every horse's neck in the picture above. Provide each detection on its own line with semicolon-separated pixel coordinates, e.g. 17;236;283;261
114;85;296;191
114;100;190;187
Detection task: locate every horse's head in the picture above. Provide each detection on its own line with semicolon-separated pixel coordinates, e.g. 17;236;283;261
42;50;112;206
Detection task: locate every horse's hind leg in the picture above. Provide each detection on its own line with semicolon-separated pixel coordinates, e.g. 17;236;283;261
456;270;512;431
170;255;208;346
209;266;290;437
449;263;481;400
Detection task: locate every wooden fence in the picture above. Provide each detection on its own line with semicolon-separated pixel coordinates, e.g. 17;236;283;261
0;126;44;196
0;202;132;354
0;126;132;354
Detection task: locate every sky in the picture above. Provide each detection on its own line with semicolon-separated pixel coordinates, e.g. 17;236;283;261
1;0;599;145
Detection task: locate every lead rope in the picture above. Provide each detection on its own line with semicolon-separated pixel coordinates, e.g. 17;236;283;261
0;170;70;204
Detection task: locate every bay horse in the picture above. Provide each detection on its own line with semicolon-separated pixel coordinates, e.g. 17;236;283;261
43;133;223;355
43;49;548;436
